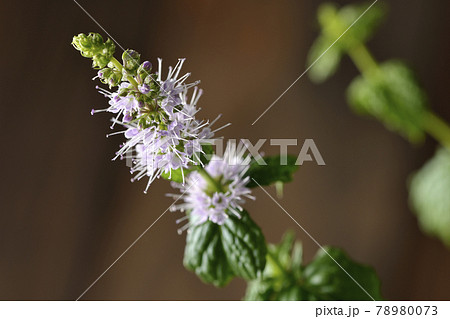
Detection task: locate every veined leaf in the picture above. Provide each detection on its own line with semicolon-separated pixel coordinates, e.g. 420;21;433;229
221;210;267;280
183;221;234;287
347;60;428;143
183;210;266;286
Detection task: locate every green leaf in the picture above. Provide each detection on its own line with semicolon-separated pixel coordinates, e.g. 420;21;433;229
199;143;214;165
160;168;190;184
183;210;266;286
318;2;386;50
221;211;267;280
347;60;428;143
269;231;296;269
308;2;385;83
307;35;343;83
245;155;299;188
183;221;234;287
244;233;382;301
334;2;386;48
303;246;382;301
244;278;277;301
409;148;450;247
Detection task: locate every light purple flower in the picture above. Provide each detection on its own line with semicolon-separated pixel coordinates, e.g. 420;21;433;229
169;143;254;233
91;57;227;193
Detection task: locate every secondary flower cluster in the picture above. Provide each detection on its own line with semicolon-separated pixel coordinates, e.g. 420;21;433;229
169;143;254;232
73;33;216;193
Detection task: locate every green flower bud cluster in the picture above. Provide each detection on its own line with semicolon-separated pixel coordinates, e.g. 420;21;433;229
72;33;187;131
72;33;116;69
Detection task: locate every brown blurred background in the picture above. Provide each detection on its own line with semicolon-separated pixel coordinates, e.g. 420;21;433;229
1;0;449;300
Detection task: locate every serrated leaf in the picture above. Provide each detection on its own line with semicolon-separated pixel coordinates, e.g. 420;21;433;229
221;210;267;280
409;148;450;246
183;221;234;287
303;246;382;301
184;210;266;286
347;60;428;143
245;155;299;188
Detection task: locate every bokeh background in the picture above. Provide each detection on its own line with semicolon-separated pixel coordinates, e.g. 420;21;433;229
1;0;449;300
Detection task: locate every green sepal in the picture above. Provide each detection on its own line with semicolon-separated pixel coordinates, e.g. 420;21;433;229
409;147;450;246
245;155;299;188
347;60;428;143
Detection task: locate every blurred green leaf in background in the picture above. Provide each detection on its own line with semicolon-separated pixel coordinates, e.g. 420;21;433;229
410;148;450;247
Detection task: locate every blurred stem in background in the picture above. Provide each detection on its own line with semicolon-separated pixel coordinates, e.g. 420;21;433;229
308;1;450;247
349;43;450;151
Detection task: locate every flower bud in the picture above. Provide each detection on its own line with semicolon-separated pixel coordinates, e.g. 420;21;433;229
137;61;152;79
72;33;116;69
122;49;141;75
138;83;151;94
97;67;112;80
107;69;123;87
139;61;152;73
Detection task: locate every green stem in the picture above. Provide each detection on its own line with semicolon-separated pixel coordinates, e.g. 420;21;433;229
196;166;224;192
347;43;379;76
347;44;450;150
423;112;450;150
110;57;139;89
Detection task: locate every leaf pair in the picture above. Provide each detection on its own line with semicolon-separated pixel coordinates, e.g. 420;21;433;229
308;2;385;83
183;210;267;287
245;232;383;301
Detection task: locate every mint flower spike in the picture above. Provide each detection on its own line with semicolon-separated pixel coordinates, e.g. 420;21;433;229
169;142;255;233
72;33;115;69
90;53;220;193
